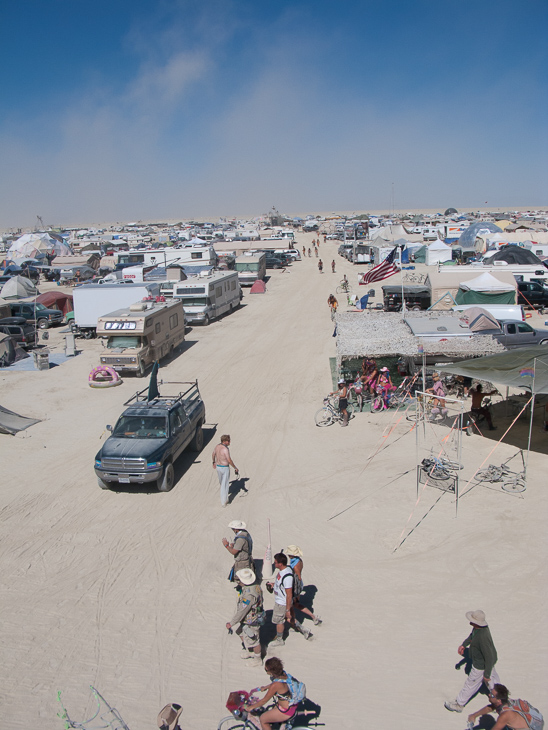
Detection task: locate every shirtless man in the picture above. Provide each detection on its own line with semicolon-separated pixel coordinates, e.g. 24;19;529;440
212;434;239;507
470;383;498;430
467;684;544;730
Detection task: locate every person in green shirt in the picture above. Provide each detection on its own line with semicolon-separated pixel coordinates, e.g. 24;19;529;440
445;609;502;713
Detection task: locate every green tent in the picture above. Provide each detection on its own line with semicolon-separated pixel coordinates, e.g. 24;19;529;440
454;271;516;306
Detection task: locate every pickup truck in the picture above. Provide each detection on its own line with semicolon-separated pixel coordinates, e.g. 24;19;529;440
94;381;206;492
517;281;548;311
493;319;548;349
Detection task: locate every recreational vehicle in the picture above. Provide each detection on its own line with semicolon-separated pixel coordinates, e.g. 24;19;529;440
111;244;216;269
173;270;241;325
97;299;185;376
235;254;266;287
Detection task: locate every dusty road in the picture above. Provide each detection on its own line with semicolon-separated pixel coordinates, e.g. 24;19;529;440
1;239;546;730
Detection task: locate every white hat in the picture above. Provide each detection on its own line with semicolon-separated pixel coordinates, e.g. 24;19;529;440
157;704;182;730
235;568;256;585
228;520;246;530
465;609;488;627
284;545;303;559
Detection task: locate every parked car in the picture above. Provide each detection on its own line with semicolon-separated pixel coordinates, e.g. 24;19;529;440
94;381;206;492
0;317;37;348
10;301;63;329
263;253;289;269
517;281;548;311
494;319;548;348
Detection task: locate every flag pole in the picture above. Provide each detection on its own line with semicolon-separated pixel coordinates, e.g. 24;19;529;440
262;518;273;579
400;243;406;318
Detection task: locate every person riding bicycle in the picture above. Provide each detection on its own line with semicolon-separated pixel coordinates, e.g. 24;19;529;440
426;373;448;418
470;383;498;431
329;378;349;427
245;657;302;730
327;294;338;313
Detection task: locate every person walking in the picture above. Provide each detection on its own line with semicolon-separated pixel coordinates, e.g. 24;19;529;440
470;384;498;430
222;520;253;580
318;259;323;273
314;247;318;258
445;609;501;713
212;434;239;507
267;553;312;646
467;684;544;730
226;568;264;667
308;248;311;257
283;546;322;626
329;378;349;426
331;259;336;273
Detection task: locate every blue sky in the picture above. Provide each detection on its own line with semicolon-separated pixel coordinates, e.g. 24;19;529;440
1;0;546;228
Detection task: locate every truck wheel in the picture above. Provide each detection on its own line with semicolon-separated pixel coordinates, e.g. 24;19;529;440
411;305;421;311
158;462;175;492
38;319;49;329
84;329;94;339
189;422;204;451
203;315;210;326
98;477;111;490
136;361;146;377
539;340;548;345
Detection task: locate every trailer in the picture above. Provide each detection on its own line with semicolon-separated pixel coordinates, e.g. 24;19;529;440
72;281;160;338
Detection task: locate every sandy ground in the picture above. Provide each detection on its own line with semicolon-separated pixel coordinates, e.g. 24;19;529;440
1;236;547;730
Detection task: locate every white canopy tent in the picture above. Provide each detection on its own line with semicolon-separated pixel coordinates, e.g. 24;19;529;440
426;240;452;266
458;271;516;293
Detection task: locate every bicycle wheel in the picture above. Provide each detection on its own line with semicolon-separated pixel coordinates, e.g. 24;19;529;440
371;395;384;412
217;719;247;730
335;285;345;294
502;478;526;493
314;408;334;426
475;467;502;482
423;465;450;480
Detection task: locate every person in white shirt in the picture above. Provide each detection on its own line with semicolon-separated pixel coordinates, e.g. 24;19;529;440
266;553;312;646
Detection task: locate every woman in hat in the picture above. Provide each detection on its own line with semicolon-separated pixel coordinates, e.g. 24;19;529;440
284;546;322;626
329;378;349;426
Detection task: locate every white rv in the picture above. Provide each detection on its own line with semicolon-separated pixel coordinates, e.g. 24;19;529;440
235;254;266;287
112;244;216;269
173;270;241;325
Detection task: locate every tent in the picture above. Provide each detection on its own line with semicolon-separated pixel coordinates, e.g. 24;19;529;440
426;240;452;266
0;404;41;434
413;245;427;263
437;345;548;395
483;245;545;267
0;275;39;299
370;224;422;243
36;291;73;316
426;270;517;310
454;272;516;306
8;233;72;259
457;307;501;333
457;222;503;252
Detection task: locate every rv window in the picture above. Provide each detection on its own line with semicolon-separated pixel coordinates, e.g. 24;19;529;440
179;296;209;306
216;287;222;297
191;252;203;259
231;280;236;290
155;322;161;334
106;335;141;348
169;313;178;329
177;287;206;295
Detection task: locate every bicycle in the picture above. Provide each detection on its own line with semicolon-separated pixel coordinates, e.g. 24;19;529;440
421;456;463;480
371;377;414;413
474;463;526;493
219;689;320;730
347;379;372;412
336;280;352;295
314;396;354;426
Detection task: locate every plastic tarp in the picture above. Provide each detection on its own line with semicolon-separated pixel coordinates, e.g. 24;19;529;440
0;404;41;434
457;222;502;251
483;245;545;266
8;233;72;258
436;345;548;394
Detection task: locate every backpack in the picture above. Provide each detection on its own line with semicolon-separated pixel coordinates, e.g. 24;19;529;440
288;559;304;597
507;699;544;730
279;673;306;706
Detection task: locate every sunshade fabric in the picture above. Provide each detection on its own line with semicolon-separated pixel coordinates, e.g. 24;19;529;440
436;345;548;394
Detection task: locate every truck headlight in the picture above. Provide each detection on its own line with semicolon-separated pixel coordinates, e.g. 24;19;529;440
131;357;136;363
100;357;106;363
147;460;162;469
95;459;102;467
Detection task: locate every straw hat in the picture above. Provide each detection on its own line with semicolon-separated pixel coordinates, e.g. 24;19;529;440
380;367;389;372
157;703;182;730
284;545;303;559
465;609;487;627
235;568;256;585
228;520;246;530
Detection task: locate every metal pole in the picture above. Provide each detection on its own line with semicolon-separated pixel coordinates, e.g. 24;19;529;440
525;359;537;478
400;244;406;317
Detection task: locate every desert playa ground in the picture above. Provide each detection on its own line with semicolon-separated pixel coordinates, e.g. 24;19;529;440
1;234;547;730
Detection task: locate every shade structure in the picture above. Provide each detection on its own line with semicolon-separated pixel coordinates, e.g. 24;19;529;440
437;345;548;394
0;275;38;299
454;271;516;305
8;233;71;258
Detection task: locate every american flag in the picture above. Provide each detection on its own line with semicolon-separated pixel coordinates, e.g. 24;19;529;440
361;246;399;285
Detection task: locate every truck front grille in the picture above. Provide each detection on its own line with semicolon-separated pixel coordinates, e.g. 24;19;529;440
102;357;135;365
101;457;146;470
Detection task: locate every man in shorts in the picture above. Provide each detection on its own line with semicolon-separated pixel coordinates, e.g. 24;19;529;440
222;520;253;580
267;553;312;646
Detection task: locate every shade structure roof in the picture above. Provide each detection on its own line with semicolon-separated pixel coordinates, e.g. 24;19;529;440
459;272;516;292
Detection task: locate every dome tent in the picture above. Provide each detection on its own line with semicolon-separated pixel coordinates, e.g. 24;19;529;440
454;272;516;306
457;222;502;251
444;207;458;216
483;245;545;267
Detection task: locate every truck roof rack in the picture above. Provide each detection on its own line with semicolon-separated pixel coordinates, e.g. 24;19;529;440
123;380;199;407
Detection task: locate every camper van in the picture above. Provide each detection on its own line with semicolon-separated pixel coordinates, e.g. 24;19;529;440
235;253;266;287
173;270;241;325
111;244;216;270
97;299;185;377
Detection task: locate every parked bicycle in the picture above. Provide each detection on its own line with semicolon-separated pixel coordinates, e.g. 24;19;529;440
421;456;463;480
371;377;414;413
348;377;372;412
474;462;526;493
314;395;354;426
403;272;426;284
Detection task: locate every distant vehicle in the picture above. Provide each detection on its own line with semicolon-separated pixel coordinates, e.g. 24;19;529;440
9;301;63;329
517;281;548;311
94;381;206;492
0;317;36;348
262;252;290;269
235;253;266;286
173;270;241;326
110;244;216;269
97;299;185;377
494;319;548;348
452;303;525;322
382;285;430;312
274;248;301;261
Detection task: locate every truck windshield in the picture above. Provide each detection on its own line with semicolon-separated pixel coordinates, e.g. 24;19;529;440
106;335;141;348
113;415;167;438
179;296;209;306
236;263;258;272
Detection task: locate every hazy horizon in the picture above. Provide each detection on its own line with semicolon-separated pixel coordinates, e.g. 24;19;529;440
1;0;546;230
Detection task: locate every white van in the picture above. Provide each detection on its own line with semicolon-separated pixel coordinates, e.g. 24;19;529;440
173;270;241;325
452;303;525;322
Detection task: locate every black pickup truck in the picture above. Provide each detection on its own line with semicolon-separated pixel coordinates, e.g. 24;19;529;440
517;281;548;311
94;381;206;492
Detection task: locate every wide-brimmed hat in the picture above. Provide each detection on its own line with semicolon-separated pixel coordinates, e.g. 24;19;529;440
380;367;389;372
157;703;183;730
228;520;246;530
284;545;303;559
338;378;345;384
465;609;487;627
235;568;256;585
